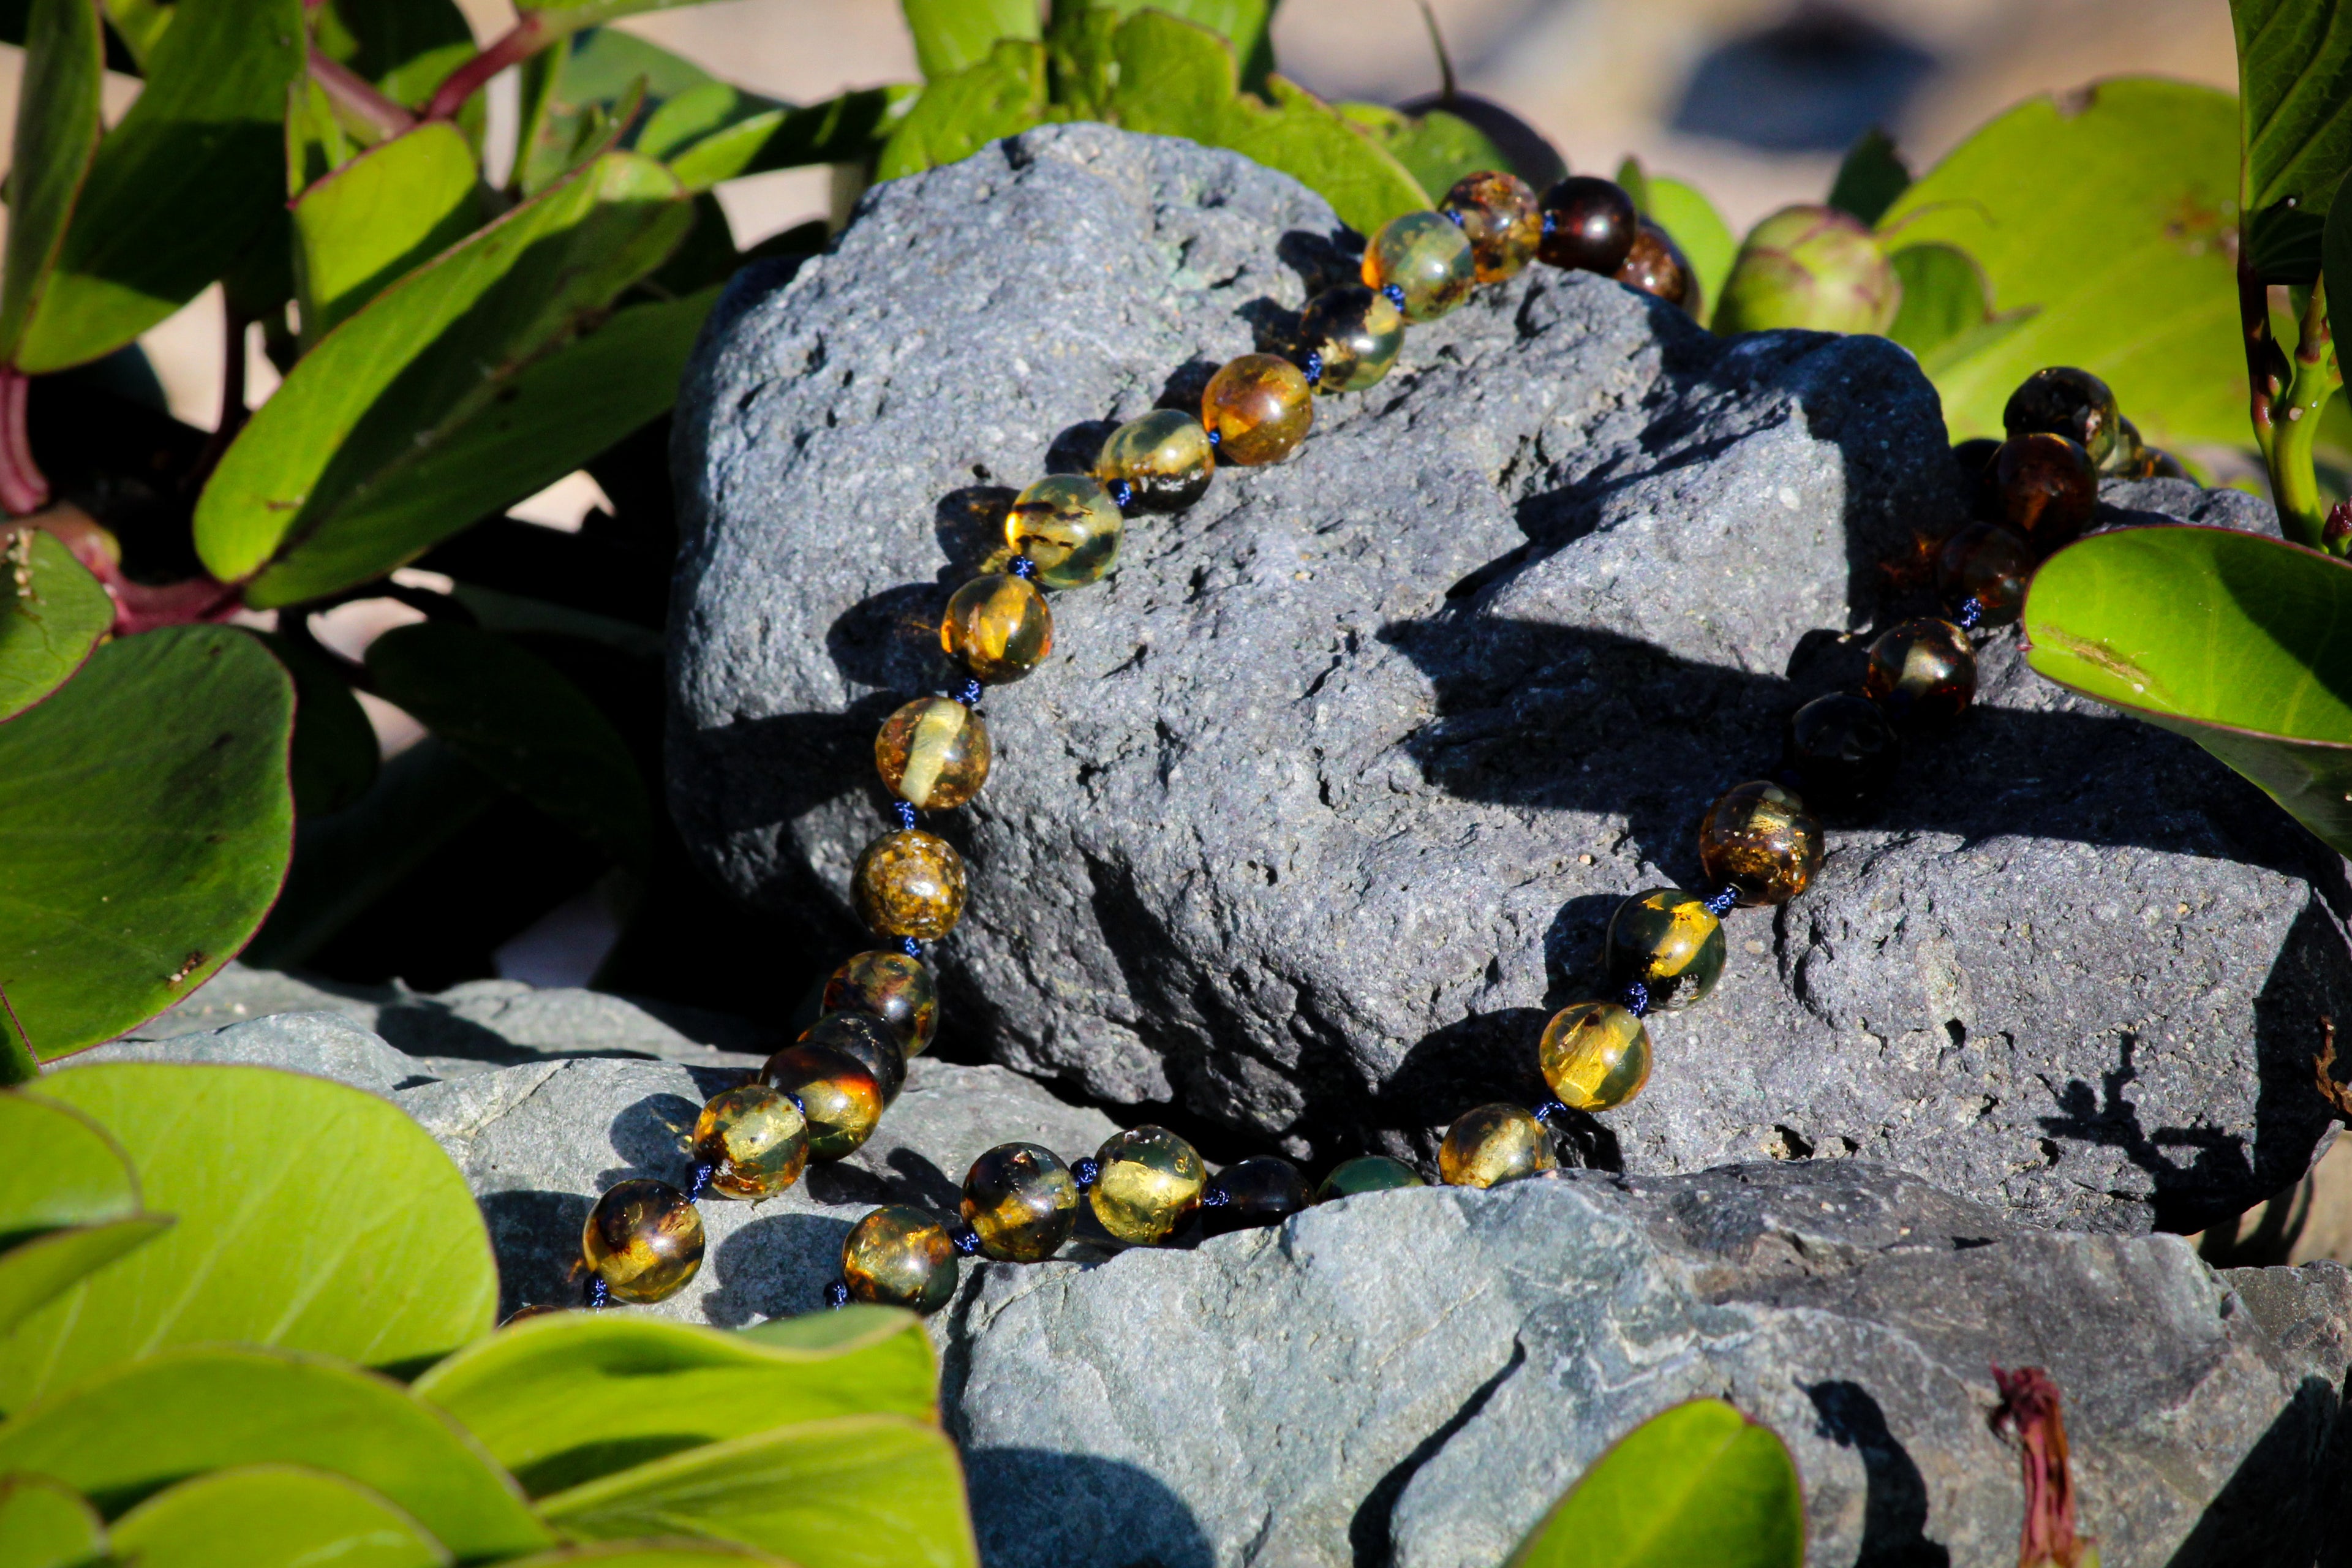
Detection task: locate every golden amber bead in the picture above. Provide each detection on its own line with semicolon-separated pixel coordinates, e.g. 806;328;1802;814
1438;1104;1556;1188
1863;617;1977;725
841;1204;958;1314
691;1084;809;1200
1200;353;1312;466
1090;1125;1205;1245
762;1042;886;1159
581;1178;705;1303
823;949;939;1056
1315;1154;1425;1202
1360;209;1475;322
1007;473;1123;589
1095;409;1214;513
1605;889;1726;1012
962;1141;1079;1262
942;573;1053;682
1298;285;1404;394
876;697;990;811
851;828;966;941
800;1009;907;1102
1697;781;1823;907
1539;1002;1653;1112
1441;172;1542;283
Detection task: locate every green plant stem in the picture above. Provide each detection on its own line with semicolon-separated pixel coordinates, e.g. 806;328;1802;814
2241;254;2289;469
2272;276;2339;550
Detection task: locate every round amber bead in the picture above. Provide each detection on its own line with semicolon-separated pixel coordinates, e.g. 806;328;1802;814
1315;1154;1425;1202
875;697;990;811
800;1009;907;1103
841;1204;958;1313
1298;285;1404;394
1937;522;2033;627
1614;219;1698;312
1095;409;1214;513
1007;473;1123;589
1204;1155;1310;1235
762;1042;886;1159
823;949;939;1056
1785;692;1900;810
942;573;1053;682
2003;366;2120;469
851;828;966;941
1438;1104;1556;1188
1863;617;1977;725
1537;176;1638;274
1090;1125;1205;1245
1539;1001;1653;1112
1201;353;1312;466
1994;432;2097;552
961;1141;1079;1262
1698;780;1823;907
692;1084;809;1200
1604;889;1725;1012
1441;171;1542;283
582;1178;705;1303
1361;209;1475;322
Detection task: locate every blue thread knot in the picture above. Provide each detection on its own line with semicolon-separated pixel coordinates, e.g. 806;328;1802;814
1108;477;1134;510
1008;555;1036;580
785;1092;807;1116
1956;596;1984;630
1541;209;1557;236
1619;982;1652;1019
1532;1098;1569;1127
686;1162;715;1202
1442;206;1466;227
953;677;983;707
1302;349;1323;388
1201;1182;1231;1208
1381;282;1407;310
1702;886;1738;917
586;1275;611;1310
949;1224;983;1257
1074;1158;1101;1193
1206;427;1221;448
823;1279;850;1310
900;935;922;959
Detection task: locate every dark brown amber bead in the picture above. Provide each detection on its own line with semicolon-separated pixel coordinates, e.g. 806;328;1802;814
1438;1104;1556;1188
692;1084;809;1200
1537;176;1637;274
1785;692;1900;809
1698;780;1823;906
1937;522;2033;627
1090;1125;1206;1245
961;1141;1078;1262
1007;473;1122;589
823;949;939;1056
1539;1001;1652;1112
2003;366;2120;469
841;1204;958;1313
2100;413;2149;477
582;1178;705;1303
1613;219;1697;312
762;1042;886;1159
2149;447;2189;480
1441;171;1542;283
1604;889;1726;1012
943;573;1053;682
1361;209;1476;321
1863;617;1977;724
1201;353;1313;466
1315;1155;1425;1202
876;696;990;810
851;827;966;940
1203;1155;1311;1235
800;1009;907;1103
1298;285;1404;394
1994;432;2098;552
1095;410;1213;513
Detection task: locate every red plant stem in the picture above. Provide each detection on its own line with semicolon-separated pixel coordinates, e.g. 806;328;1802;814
0;368;49;516
307;46;417;140
423;15;551;124
1991;1366;2089;1568
2239;253;2288;458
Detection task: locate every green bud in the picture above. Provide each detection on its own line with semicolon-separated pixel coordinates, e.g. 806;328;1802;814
1712;205;1901;336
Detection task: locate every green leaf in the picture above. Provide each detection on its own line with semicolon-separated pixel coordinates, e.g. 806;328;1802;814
413;1308;936;1497
1885;241;2036;375
902;0;1039;80
105;1463;450;1568
667;87;911;191
0;1063;497;1406
875;38;1046;183
1877;78;2244;451
0;0;105;366
0;1475;105;1568
2329;164;2352;371
500;1546;785;1567
1087;0;1280;90
2023;524;2352;856
0;627;292;1059
563;25;726;103
314;0;478;113
537;1414;978;1568
1825;127;1909;227
0;1091;138;1238
2234;0;2352;282
1506;1399;1803;1568
293;122;482;350
735;1305;913;1352
0;1347;549;1556
255;633;379;817
15;0;304;373
0;530;111;722
1643;176;1736;312
194;152;693;599
1337;103;1506;200
96;0;167;67
0;1218;172;1338
518;45;649;200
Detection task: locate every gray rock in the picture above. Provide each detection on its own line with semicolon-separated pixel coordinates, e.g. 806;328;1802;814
74;1011;433;1098
669;121;2352;1232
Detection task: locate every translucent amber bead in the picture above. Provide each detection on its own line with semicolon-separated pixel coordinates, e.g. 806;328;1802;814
1785;692;1900;810
1298;285;1404;394
1201;353;1312;466
1090;1125;1205;1245
961;1141;1078;1262
841;1204;958;1313
1863;617;1977;725
876;697;990;811
1006;473;1122;589
1698;780;1823;907
761;1042;886;1159
1438;1104;1556;1188
1937;522;2032;627
800;1009;907;1103
1994;433;2097;552
2003;366;2120;469
823;949;939;1055
1360;209;1474;322
942;573;1053;682
1537;176;1637;274
1614;219;1698;312
1203;1155;1310;1235
692;1084;809;1200
1539;1002;1652;1112
582;1178;704;1303
852;828;966;940
1315;1155;1425;1202
1441;171;1542;283
1095;409;1214;513
1604;889;1725;1012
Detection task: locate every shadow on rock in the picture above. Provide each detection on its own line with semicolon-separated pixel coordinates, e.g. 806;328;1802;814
1806;1379;1950;1568
965;1447;1215;1568
2166;1372;2352;1567
701;1210;856;1327
478;1188;592;1317
607;1091;699;1182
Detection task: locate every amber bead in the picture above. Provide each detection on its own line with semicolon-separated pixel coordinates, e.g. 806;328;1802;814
1441;171;1542;283
2100;413;2149;477
1537;175;1637;274
1203;1155;1311;1235
823;949;939;1056
961;1141;1078;1262
1614;219;1698;312
1090;1125;1205;1245
800;1009;907;1103
2148;447;2189;480
841;1204;958;1313
1095;409;1214;513
1315;1155;1426;1202
1994;433;2097;552
762;1042;886;1159
1539;1001;1653;1112
1785;692;1900;810
1937;522;2033;627
1698;780;1822;907
1362;209;1476;322
1605;889;1726;1012
691;1084;809;1200
875;697;990;811
2004;366;2120;469
1298;285;1404;394
582;1178;705;1303
1438;1104;1556;1188
1863;617;1977;725
851;827;966;941
1006;473;1123;589
1200;353;1313;466
943;573;1053;682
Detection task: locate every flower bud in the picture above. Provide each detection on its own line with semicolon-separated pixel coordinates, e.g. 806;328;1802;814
1713;205;1900;336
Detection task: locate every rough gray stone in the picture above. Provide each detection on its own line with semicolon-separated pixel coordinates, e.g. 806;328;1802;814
669;121;2352;1232
75;1010;433;1098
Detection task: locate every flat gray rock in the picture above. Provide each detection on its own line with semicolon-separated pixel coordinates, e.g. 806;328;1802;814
669;121;2352;1232
75;1011;433;1098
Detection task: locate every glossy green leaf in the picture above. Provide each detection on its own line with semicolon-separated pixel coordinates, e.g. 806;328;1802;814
1643;175;1736;312
107;1463;450;1568
16;0;304;372
0;1218;172;1338
0;530;112;723
1825;126;1909;226
518;53;647;200
0;0;104;365
294;123;481;349
668;87;911;191
256;633;379;817
1506;1399;1803;1568
414;1308;935;1496
0;1063;497;1406
0;628;292;1059
0;1348;549;1556
736;1305;913;1352
314;0;478;113
0;1475;105;1568
2024;524;2352;856
2330;165;2352;384
0;1091;138;1238
97;0;168;66
875;38;1046;184
538;1414;978;1568
2234;0;2352;282
1337;103;1502;200
1886;241;2035;376
564;24;723;102
1877;78;2244;451
500;1545;784;1568
902;0;1039;80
